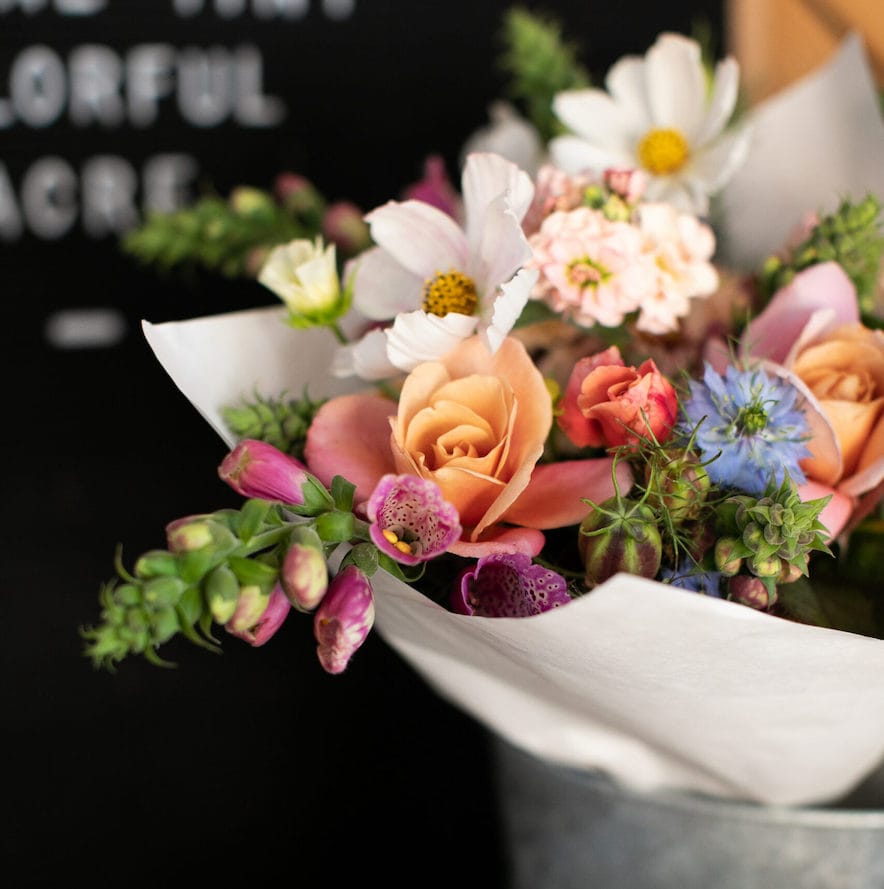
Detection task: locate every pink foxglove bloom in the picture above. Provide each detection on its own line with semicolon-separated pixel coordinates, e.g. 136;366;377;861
453;552;570;617
218;439;326;508
527;206;655;328
314;565;375;674
367;474;462;565
333;151;537;380
225;584;291;647
549;33;751;215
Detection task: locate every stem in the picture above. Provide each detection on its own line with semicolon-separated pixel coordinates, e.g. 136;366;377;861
331;322;349;345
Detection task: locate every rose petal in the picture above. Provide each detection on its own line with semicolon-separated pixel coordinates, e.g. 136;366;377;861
304;393;397;502
447;526;545;558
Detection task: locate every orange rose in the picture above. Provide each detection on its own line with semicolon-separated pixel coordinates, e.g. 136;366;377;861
390;335;552;539
558;345;679;449
790;323;884;495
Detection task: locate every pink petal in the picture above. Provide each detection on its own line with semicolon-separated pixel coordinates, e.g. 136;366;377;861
797;480;854;542
742;263;859;364
304;393;397;503
502;457;634;529
448;526;545;559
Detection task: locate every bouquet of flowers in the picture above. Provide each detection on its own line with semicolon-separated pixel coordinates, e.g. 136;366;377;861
83;11;884;808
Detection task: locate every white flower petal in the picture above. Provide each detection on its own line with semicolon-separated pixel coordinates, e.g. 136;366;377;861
366;199;469;278
687;123;754;193
548;134;632;176
471;193;533;299
385;310;478;371
483;267;538;354
695;57;740;146
645;33;706;139
331;328;399;381
605;55;652;133
462;152;535;252
553;89;634;152
460;102;546;178
350;246;425;320
643;174;707;215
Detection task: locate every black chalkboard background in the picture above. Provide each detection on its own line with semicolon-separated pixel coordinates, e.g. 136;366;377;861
2;2;723;885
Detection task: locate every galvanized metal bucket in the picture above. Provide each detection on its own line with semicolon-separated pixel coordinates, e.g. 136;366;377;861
492;737;884;889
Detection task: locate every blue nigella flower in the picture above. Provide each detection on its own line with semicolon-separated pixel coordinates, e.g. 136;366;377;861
680;362;810;496
660;560;723;597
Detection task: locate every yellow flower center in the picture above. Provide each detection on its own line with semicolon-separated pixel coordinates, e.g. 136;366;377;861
568;257;608;289
637;127;690;175
382;527;415;556
422;269;479;317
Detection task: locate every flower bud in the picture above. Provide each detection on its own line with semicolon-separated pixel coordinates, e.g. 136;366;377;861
280;534;329;612
314;565;375;674
165;515;215;553
713;537;743;576
273;172;325;217
225;584;291;647
218;439;332;513
727;575;777;610
322;201;371;255
204;564;241;624
579;498;662;589
229;186;274;217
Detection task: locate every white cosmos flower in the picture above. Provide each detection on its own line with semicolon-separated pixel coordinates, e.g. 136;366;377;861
332;152;537;380
549;32;752;216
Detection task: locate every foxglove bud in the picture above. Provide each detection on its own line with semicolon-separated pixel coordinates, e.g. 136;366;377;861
273;172;325;217
321;201;370;255
225;584;291;647
218;439;332;513
314;565;374;674
165;515;214;552
579;498;662;589
204;564;241;624
280;528;328;612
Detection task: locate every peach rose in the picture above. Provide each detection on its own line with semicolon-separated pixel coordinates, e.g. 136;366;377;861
305;335;631;555
558;345;679;449
744;263;884;499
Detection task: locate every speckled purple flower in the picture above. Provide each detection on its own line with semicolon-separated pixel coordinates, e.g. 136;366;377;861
453;552;571;617
366;474;462;566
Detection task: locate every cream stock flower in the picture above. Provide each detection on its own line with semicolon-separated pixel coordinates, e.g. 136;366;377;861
549;33;751;216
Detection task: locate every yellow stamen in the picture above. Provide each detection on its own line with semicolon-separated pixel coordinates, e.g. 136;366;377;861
382;529;399;545
422;269;479;317
382;527;414;556
394;540;413;555
637;127;690;175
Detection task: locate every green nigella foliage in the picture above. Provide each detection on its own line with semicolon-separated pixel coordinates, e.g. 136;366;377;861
714;473;833;599
496;5;591;143
221;389;328;461
121;186;323;279
757;194;884;318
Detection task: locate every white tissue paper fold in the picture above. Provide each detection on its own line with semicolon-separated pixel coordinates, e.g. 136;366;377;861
143;310;884;808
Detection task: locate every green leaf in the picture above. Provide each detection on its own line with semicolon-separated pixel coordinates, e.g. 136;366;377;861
330;475;356;512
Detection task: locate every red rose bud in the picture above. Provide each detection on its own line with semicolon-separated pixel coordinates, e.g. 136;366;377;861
727;574;777;610
218;439;332;513
579;497;662;588
225;584;291;647
280;527;329;612
314;565;375;674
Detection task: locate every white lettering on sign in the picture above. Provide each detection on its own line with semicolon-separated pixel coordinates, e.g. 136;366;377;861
172;0;318;18
0;0;105;13
0;44;287;128
0;153;199;240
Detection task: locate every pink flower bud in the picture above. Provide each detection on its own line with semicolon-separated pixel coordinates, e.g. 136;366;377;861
402;154;462;220
218;439;311;504
314;565;374;674
321;201;371;255
603;167;647;203
225;584;291;647
281;540;329;611
727;575;777;611
165;515;214;552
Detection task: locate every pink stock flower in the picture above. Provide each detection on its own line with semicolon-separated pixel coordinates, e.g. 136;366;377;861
453;552;571;617
558;345;679;449
225;584;291;647
367;475;462;566
527;206;654;328
522;164;598;236
314;565;375;674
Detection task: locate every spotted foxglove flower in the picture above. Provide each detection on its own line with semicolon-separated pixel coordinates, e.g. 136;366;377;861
681;363;811;496
333;151;537;380
367;475;462;566
453;552;570;617
549;33;751;216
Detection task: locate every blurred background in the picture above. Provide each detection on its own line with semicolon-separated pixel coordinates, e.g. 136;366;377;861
8;0;875;885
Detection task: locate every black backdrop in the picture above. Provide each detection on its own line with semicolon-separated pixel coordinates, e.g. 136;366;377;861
2;2;724;885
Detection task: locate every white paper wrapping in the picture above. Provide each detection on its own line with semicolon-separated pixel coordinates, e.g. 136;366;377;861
717;32;884;272
142;309;884;807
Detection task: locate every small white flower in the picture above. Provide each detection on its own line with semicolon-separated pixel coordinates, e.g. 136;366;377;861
334;152;537;380
549;33;752;216
258;237;345;327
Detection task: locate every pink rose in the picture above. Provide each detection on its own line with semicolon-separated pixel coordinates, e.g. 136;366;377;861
558;345;679;449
